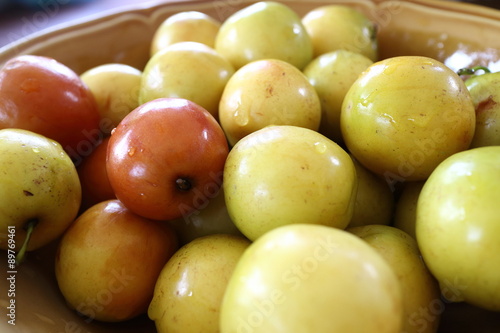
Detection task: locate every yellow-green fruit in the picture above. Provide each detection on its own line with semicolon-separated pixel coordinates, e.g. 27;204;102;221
348;157;394;228
393;181;425;239
148;234;250;333
303;50;373;144
349;225;441;333
150;11;221;56
219;59;321;146
465;71;500;148
139;41;234;118
80;63;142;134
220;224;403;333
341;56;476;182
215;1;313;70
302;5;378;61
223;125;357;241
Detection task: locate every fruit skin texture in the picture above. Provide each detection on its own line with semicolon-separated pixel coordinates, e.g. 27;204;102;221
348;225;441;333
215;1;313;70
220;224;403;333
464;71;500;148
106;98;229;221
139;41;234;118
219;59;321;147
416;146;500;311
55;199;178;322
303;49;373;144
0;128;81;252
0;55;101;160
150;11;221;56
148;234;250;333
223;125;357;241
341;56;475;182
302;5;378;61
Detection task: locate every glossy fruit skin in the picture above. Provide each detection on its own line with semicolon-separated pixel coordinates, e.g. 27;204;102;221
303;50;373;144
55;199;178;322
393;181;425;239
77;136;116;211
80;63;142;134
465;71;500;148
150;11;221;56
106;98;229;221
349;225;441;333
416;146;500;311
341;56;476;182
139;41;234;118
215;1;313;70
223;125;357;241
0;55;101;160
220;224;403;333
219;59;321;146
0;128;81;251
302;5;378;60
148;234;250;333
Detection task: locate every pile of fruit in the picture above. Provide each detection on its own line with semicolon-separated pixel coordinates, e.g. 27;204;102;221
1;1;500;332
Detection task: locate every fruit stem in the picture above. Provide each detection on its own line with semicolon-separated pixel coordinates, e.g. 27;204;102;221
15;218;38;266
457;66;491;76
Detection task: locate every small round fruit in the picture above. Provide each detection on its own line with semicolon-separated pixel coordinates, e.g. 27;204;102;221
416;146;500;311
140;41;234;118
341;56;476;182
219;59;321;146
215;1;313;69
393;181;425;239
223;125;357;241
348;157;394;228
80;63;142;134
348;225;441;333
303;50;373;144
150;11;221;56
220;224;403;333
302;5;378;61
148;234;250;333
464;71;500;148
55;199;178;322
106;98;229;221
0;55;101;160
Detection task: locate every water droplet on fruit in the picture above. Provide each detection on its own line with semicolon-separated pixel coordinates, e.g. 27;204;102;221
32;147;40;153
314;142;327;154
234;108;249;126
128;147;136;157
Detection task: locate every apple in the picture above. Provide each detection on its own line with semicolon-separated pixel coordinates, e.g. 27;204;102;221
214;1;313;70
341;56;476;182
416;146;500;311
80;63;142;135
393;181;425;239
220;224;403;333
348;157;394;228
150;11;221;56
106;97;229;221
55;199;178;322
0;129;81;261
463;70;500;148
303;49;373;144
302;5;378;61
139;41;234;118
148;234;251;333
167;186;244;245
223;125;357;241
0;55;101;161
348;225;442;333
77;136;116;211
219;59;321;146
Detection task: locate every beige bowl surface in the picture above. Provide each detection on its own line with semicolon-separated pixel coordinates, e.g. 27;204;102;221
1;0;500;332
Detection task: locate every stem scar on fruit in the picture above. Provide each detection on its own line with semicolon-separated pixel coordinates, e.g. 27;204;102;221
176;177;193;191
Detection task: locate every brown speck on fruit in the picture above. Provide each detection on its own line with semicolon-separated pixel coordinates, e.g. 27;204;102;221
23;190;34;196
476;95;497;114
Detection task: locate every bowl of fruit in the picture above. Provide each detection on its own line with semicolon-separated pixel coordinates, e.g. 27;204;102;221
1;1;500;333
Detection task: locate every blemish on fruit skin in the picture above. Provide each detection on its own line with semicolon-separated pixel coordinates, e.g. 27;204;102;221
127;147;136;157
476;95;497;115
23;190;34;196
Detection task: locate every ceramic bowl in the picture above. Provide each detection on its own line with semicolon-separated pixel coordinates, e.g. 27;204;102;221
1;1;500;332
